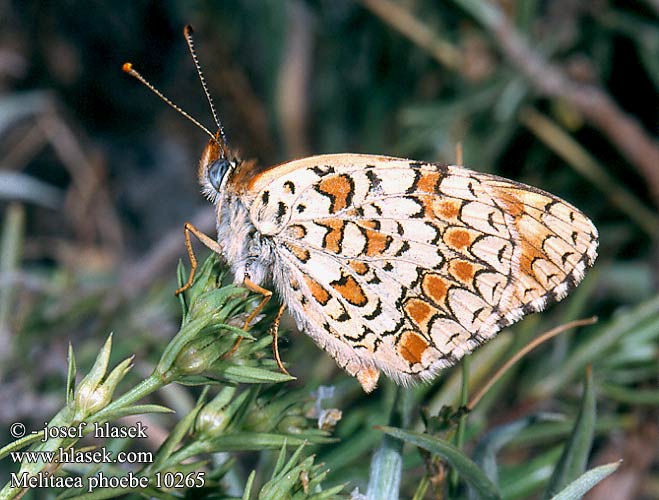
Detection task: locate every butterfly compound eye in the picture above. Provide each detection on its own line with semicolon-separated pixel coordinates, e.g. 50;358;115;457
208;159;231;191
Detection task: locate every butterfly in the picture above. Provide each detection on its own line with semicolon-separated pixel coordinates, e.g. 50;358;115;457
124;27;598;393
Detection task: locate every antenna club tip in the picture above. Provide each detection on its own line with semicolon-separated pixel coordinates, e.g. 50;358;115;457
184;24;194;36
122;62;133;73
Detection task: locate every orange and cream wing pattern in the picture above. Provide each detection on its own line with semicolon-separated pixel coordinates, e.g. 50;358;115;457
245;154;598;392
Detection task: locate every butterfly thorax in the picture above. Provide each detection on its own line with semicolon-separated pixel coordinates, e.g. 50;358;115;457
198;136;274;287
214;192;274;287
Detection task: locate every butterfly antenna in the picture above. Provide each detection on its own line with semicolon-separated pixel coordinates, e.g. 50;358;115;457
122;62;219;145
183;25;227;145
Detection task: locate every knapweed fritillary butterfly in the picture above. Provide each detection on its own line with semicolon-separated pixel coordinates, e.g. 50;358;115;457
124;26;598;393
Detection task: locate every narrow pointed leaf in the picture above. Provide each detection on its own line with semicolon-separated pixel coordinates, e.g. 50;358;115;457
379;426;500;500
549;461;621;500
105;404;174;420
242;470;256;500
210;364;296;384
205;432;309;452
544;367;596;498
66;342;76;405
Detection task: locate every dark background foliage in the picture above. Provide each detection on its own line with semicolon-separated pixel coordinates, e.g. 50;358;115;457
1;0;658;498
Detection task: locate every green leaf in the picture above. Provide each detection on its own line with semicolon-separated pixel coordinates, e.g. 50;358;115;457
600;383;659;405
259;444;309;499
242;470;257;500
176;258;188;318
149;389;208;472
182;252;222;312
0;204;24;339
214;322;257;340
544;367;596;498
411;476;430;500
257;443;344;500
549;461;621;500
66;342;76;405
204;432;310;452
156;316;214;375
500;446;563;500
472;415;546;493
366;434;403;500
379;426;500;500
535;294;659;396
209;363;296;385
271;441;291;478
105;404;174;420
0;431;47;461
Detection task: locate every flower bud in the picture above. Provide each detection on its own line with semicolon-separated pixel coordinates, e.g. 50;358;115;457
195;386;237;437
171;336;227;378
73;334;133;420
73;334;112;419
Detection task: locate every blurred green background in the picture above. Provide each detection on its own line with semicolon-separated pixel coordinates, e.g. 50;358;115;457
1;0;658;499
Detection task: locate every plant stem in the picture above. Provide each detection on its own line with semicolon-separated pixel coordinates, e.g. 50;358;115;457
92;373;165;423
450;357;471;492
0;204;24;369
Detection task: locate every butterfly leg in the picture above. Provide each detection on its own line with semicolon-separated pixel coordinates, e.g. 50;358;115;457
175;222;223;296
270;303;290;375
224;277;272;357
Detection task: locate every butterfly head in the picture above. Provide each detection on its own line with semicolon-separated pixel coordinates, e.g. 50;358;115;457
198;130;240;203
